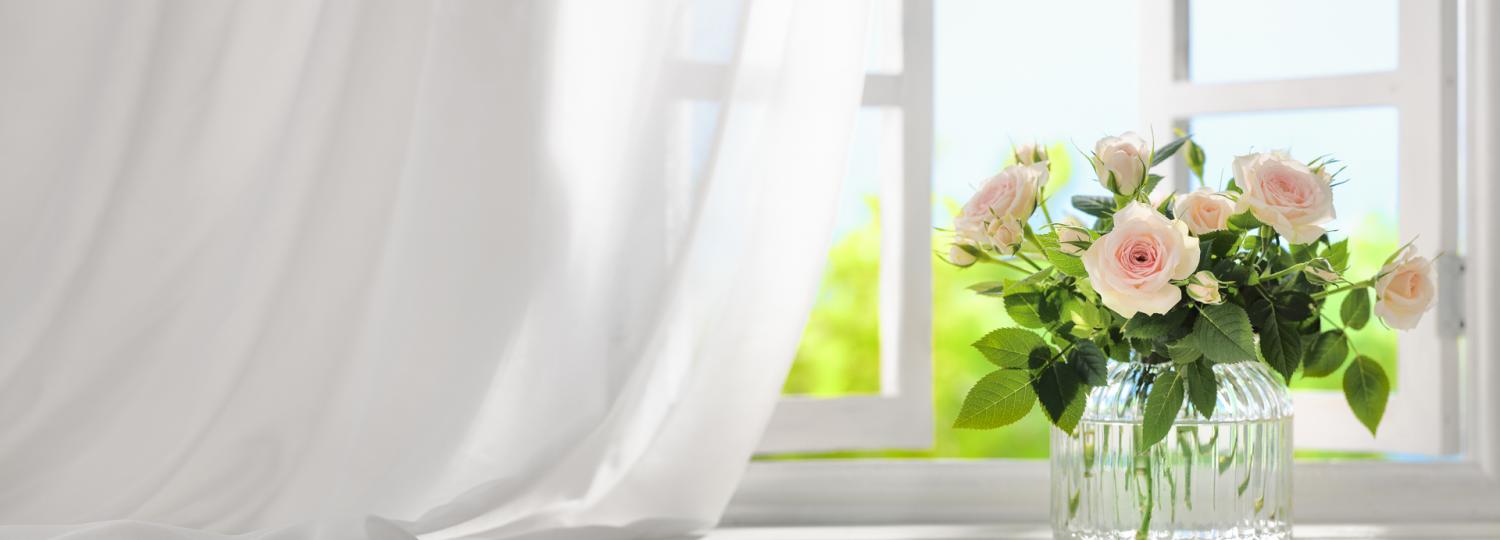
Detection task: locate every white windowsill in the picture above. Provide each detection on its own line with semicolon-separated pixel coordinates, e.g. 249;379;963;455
702;523;1500;540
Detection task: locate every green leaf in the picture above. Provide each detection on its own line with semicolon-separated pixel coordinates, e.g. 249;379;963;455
1139;173;1165;197
1063;297;1107;330
1102;335;1133;364
1168;338;1203;365
1052;321;1077;343
1325;239;1350;272
1290;241;1316;263
1274;291;1315;320
1340;288;1372;330
1010;266;1055;289
1383;237;1419;267
1044;245;1089;278
1004;293;1046;328
972;328;1048;369
1304;330;1350;378
1071;195;1115;218
1123;308;1190;340
1151;136;1191;167
1186;139;1206;181
1069;340;1110;386
1034;361;1087;435
1192;303;1258;364
1343;356;1390;435
1183;361;1218;419
1036;232;1089;277
954;370;1038;429
1228;211;1263;230
1142;370;1186;448
966;281;1005;296
1037;291;1063;325
1200;230;1240;260
1249;298;1303;383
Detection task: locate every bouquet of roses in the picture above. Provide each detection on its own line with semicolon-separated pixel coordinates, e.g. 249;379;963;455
945;132;1437;446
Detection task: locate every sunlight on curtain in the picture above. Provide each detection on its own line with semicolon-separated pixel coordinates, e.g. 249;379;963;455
0;1;870;538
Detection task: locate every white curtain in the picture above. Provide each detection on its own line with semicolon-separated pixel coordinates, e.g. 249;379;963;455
0;1;870;538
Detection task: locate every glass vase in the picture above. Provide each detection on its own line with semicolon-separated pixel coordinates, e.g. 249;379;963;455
1051;360;1294;540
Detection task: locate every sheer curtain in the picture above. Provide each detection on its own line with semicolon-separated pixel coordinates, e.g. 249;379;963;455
0;1;870;538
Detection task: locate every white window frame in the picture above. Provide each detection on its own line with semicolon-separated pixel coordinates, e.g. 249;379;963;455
727;0;1500;525
1140;0;1461;455
754;0;936;454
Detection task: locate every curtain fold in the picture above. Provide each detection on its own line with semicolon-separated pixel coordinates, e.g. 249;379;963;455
0;1;870;538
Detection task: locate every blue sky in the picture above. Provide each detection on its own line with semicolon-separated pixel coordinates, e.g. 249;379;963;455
831;0;1402;241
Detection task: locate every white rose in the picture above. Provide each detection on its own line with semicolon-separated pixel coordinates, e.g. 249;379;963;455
1173;188;1235;235
1373;248;1437;330
948;243;977;267
1015;143;1048;166
1232;151;1335;244
1082;202;1201;318
986;218;1024;256
1056;216;1090;256
1091;132;1149;195
1186;270;1224;305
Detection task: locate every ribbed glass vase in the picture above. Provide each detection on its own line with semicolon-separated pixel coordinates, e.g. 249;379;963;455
1051;360;1294;540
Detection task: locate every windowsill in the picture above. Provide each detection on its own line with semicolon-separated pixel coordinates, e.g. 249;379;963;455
702;523;1500;540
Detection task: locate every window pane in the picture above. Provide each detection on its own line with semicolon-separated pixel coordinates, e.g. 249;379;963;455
1189;107;1400;395
933;0;1139;231
781;108;900;397
1188;0;1398;84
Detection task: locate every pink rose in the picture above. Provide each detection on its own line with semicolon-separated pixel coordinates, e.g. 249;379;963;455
985;218;1024;256
1173;188;1235;235
953;163;1045;253
1082;203;1201;318
1373;248;1437;330
1233;151;1335;244
962;163;1045;222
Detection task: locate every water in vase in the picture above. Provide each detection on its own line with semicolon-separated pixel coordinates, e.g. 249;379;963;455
1051;362;1294;540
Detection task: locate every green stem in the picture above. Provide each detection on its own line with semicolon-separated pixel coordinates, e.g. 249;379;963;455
1248;261;1309;286
1257;226;1275;269
1312;280;1371;300
1014;250;1044;271
1038;191;1057;233
979;256;1034;274
1137;447;1154;540
1026;233;1051;260
1319;312;1363;355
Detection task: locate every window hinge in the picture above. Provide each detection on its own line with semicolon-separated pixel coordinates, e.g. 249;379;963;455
1439;254;1465;338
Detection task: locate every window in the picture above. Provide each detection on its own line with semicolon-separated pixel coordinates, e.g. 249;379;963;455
1145;0;1461;455
728;0;1500;526
757;0;934;454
